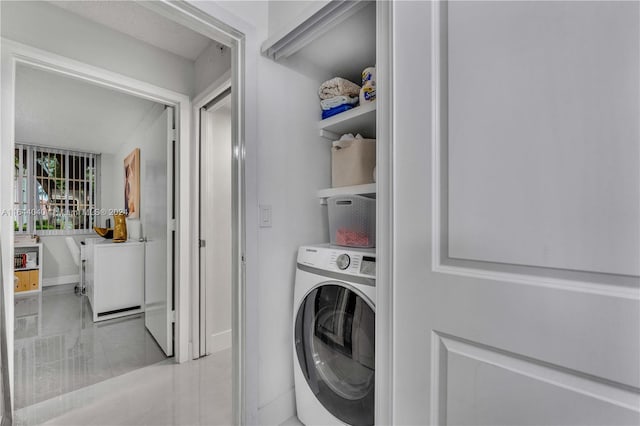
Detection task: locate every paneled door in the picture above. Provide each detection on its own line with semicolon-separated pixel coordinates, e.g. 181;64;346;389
144;106;174;357
391;1;640;424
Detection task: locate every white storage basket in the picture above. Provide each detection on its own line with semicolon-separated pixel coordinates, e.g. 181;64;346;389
327;195;376;248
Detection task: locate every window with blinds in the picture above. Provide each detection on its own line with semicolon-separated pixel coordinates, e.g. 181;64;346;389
14;145;99;234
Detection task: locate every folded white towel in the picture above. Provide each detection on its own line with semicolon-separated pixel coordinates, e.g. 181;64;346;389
318;77;361;100
320;95;359;110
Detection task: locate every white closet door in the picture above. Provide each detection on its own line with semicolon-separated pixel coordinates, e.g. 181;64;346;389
144;106;174;357
200;94;232;356
392;1;640;424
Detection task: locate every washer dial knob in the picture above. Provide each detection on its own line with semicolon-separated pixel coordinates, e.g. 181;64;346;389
336;254;351;270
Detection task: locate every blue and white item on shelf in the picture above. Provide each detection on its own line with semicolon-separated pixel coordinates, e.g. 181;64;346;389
322;104;354;120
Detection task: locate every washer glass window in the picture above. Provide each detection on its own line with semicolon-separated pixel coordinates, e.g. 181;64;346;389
295;283;375;425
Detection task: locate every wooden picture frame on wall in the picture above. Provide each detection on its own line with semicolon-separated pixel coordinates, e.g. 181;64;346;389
124;148;140;219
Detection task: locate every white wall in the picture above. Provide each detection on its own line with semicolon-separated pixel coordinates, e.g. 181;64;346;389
111;103;168;241
257;60;330;424
39;234;90;284
1;0;194;96
195;41;231;96
196;2;331;424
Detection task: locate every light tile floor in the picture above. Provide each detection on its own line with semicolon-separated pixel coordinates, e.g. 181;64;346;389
14;286;166;411
14;349;232;426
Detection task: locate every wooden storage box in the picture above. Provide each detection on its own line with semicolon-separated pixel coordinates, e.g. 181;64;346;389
14;271;29;292
14;270;39;292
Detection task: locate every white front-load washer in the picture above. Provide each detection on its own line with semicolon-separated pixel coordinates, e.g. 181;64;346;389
293;244;375;426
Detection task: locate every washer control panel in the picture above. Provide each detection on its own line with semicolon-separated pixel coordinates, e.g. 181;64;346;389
298;245;376;279
328;252;375;278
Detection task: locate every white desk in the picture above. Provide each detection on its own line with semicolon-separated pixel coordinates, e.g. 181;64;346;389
84;239;144;322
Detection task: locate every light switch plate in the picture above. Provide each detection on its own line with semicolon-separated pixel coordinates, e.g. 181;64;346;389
259;204;272;228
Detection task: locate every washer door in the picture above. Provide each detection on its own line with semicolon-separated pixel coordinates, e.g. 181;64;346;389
295;283;375;426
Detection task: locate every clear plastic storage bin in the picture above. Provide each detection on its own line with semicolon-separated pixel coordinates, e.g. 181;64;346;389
328;195;376;248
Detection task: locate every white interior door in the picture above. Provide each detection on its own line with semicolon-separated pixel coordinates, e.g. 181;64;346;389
144;106;174;357
392;2;640;424
199;92;232;356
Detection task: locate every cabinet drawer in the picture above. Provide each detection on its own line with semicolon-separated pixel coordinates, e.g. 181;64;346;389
29;270;39;290
14;271;29;292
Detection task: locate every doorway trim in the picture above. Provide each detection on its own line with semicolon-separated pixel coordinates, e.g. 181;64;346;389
141;2;260;423
0;38;191;412
108;1;258;423
375;1;395;425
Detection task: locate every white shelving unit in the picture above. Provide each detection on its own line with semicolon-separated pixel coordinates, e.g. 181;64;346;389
316;101;377;203
14;243;43;296
263;1;378;207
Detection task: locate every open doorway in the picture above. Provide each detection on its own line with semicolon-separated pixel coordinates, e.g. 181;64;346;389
11;62;174;410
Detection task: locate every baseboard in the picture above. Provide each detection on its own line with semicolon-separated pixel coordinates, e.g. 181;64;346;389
258;387;296;426
208;329;232;353
43;274;79;287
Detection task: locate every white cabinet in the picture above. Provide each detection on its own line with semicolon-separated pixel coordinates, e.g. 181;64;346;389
85;240;144;322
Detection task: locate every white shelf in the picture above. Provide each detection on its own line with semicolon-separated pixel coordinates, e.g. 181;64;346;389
318;102;376;140
14;289;41;297
15;242;40;247
317;183;376;201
